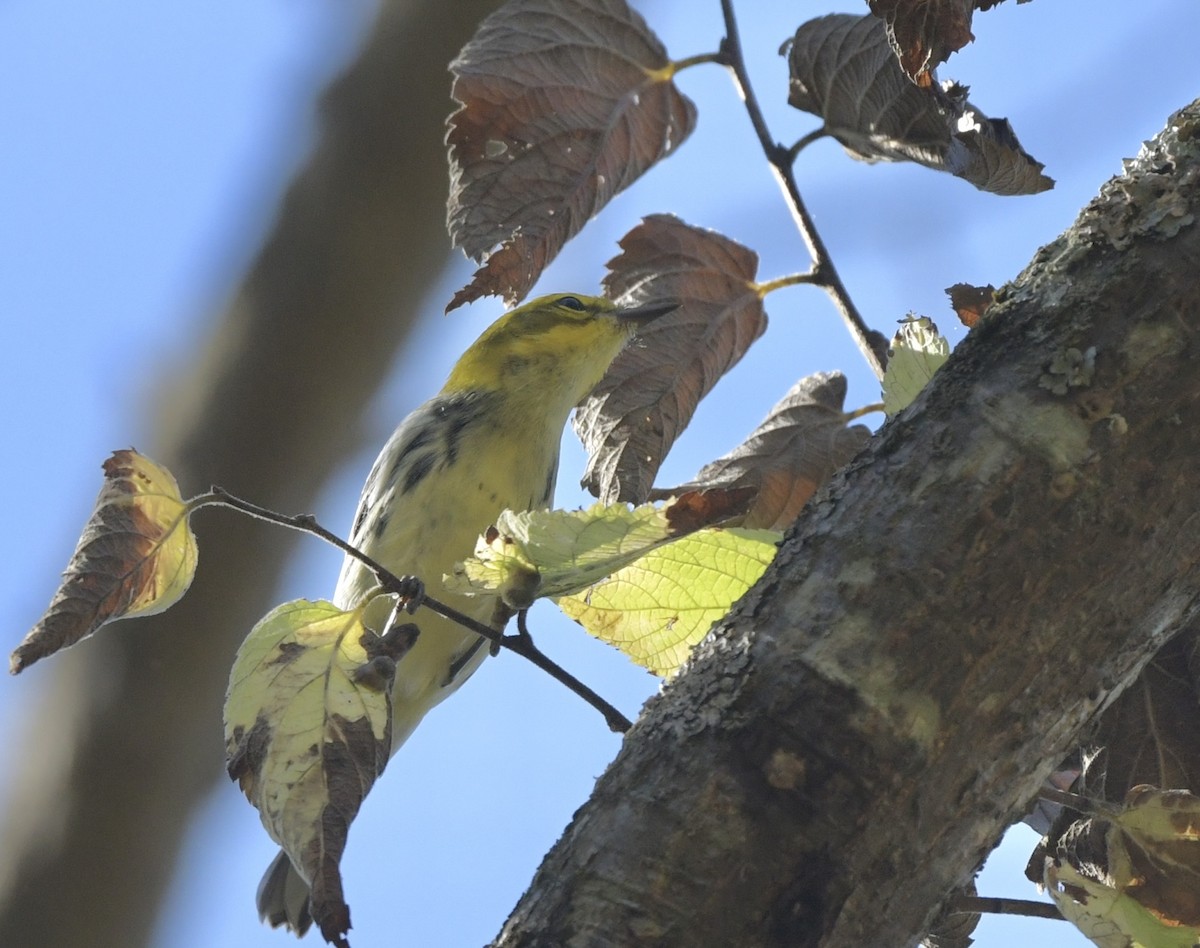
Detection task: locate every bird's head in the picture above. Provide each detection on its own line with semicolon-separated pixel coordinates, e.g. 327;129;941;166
443;293;676;404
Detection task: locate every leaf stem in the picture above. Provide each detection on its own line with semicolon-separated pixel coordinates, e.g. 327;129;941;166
787;126;829;162
717;0;888;380
754;272;819;296
1037;785;1120;819
668;51;725;74
845;402;885;421
188;487;632;733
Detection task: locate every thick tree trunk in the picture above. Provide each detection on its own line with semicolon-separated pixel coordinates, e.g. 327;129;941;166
0;3;505;946
495;100;1200;947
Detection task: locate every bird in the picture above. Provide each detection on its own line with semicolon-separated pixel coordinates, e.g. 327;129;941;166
256;292;676;935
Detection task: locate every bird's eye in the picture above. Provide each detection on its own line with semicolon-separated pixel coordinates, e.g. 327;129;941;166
558;296;586;311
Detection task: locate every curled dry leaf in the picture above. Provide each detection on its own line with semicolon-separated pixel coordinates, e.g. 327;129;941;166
945;281;996;328
10;449;198;674
921;880;980;948
660;486;756;535
786;14;1052;196
445;0;696;310
574;214;768;504
225;598;414;948
650;372;871;531
868;0;1027;87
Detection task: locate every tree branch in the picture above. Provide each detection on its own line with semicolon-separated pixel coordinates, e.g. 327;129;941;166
717;0;888;379
493;99;1200;948
191;487;633;733
0;4;510;946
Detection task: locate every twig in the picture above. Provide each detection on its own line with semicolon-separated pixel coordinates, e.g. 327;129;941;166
716;0;888;380
509;611;632;733
1037;785;1120;819
188;486;632;732
950;894;1064;921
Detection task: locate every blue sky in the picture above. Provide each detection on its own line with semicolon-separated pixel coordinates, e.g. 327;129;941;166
3;2;1198;946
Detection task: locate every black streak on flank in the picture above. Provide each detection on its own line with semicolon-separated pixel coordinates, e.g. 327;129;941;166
364;392;494;539
402;453;436;494
372;496;392;541
351;498;370;541
442;403;478;465
386;421;436;489
350;464;381;541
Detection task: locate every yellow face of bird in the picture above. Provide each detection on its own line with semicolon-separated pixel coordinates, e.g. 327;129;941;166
443;293;674;403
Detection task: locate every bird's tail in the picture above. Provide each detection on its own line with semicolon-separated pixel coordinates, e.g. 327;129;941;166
255;631;490;934
257;849;314;936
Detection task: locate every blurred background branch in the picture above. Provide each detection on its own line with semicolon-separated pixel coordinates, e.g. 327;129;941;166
0;2;503;945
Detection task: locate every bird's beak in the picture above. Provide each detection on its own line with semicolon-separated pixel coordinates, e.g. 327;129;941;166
616;299;680;326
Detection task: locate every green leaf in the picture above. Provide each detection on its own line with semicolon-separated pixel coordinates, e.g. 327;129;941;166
559;528;780;676
449;498;777;676
224;597;414;947
447;502;686;608
1044;787;1200;948
882;316;950;417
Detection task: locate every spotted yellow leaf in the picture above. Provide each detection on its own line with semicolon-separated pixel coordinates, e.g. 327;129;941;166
224;597;414;947
1045;786;1200;948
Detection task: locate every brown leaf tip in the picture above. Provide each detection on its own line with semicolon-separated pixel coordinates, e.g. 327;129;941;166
225;713;272;794
664;487;756;535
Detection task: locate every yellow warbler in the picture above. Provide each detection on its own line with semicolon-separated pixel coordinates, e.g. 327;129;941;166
257;292;675;934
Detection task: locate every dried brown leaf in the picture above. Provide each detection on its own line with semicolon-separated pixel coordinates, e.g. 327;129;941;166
574;214;767;504
868;1;1032;86
651;373;870;531
11;449;198;674
869;0;971;86
661;487;757;535
786;14;1052;196
445;0;696;310
946;282;996;328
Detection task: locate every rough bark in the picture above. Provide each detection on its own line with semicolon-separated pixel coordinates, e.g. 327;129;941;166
0;2;504;946
494;100;1200;947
